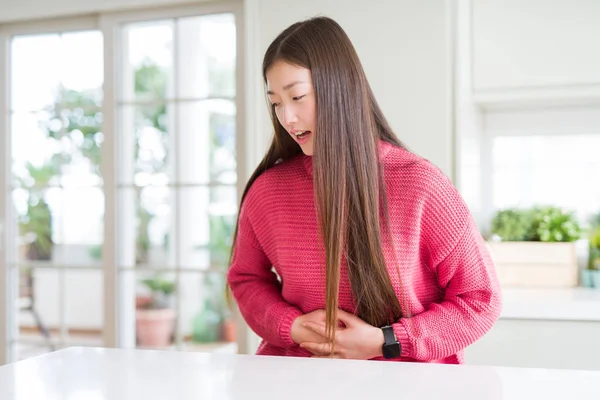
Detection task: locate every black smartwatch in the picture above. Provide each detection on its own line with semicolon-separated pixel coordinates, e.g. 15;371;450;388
381;325;401;359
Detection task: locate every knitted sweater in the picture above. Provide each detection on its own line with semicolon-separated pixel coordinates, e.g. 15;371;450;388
227;141;502;363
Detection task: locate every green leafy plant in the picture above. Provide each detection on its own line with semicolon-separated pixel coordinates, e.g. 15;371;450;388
590;212;600;229
589;226;600;271
17;162;60;261
207;214;236;268
139;275;176;309
491;206;581;242
20;196;54;260
529;206;581;242
491;208;533;241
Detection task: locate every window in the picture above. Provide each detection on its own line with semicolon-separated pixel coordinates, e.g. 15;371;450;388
1;2;243;364
114;13;239;352
484;107;600;228
492;134;600;224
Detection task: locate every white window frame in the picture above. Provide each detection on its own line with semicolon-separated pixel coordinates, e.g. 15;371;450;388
0;26;10;366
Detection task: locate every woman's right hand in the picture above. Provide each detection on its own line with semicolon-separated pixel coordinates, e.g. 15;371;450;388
291;309;328;345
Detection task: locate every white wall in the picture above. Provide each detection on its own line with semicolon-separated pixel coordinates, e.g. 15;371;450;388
253;0;454;178
472;0;600;92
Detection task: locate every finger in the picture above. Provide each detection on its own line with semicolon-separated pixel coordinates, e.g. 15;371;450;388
302;321;327;337
299;341;332;356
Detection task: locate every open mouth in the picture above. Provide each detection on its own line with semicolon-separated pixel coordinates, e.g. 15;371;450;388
293;130;312;142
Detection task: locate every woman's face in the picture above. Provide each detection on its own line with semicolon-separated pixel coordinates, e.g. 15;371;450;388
266;60;316;156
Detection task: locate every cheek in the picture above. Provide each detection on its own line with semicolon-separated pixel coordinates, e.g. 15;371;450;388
301;103;317;124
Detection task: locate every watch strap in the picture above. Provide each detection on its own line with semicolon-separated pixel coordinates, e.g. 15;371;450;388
382;325;396;344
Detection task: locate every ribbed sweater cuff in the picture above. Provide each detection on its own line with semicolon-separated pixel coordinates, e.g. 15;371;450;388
278;308;303;347
393;321;413;359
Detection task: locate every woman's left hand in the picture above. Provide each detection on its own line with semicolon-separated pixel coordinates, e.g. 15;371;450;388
299;309;385;359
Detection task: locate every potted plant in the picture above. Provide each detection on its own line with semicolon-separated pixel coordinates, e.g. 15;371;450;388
585;226;600;288
487;206;581;287
135;274;177;347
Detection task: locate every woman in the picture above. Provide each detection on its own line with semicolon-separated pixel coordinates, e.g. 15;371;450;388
226;16;501;363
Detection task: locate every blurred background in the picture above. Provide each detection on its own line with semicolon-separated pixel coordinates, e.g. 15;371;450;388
0;0;599;372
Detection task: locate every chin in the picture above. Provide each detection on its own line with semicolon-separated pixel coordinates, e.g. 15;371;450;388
300;146;314;156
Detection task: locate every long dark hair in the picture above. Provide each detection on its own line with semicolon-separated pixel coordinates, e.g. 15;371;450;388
231;16;407;348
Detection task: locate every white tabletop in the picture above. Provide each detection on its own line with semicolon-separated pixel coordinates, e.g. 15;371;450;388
1;347;600;399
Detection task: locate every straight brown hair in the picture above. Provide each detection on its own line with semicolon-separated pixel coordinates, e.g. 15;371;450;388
230;16;407;350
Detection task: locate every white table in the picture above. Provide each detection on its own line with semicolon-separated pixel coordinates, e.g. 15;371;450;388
1;347;599;399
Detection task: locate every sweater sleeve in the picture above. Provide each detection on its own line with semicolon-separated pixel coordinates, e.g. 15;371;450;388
226;200;303;349
392;166;502;361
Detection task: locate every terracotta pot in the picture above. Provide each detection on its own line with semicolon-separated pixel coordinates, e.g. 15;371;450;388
222;319;236;342
135;308;176;347
135;295;152;309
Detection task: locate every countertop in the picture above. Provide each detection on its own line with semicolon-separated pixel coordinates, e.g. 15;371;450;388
500;287;600;321
1;347;600;399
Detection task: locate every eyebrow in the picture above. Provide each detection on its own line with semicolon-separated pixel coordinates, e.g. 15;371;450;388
267;80;307;95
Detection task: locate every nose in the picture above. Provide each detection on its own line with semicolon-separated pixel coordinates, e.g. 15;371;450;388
279;104;297;127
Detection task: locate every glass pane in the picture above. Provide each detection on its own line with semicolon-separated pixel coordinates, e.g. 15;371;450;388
119;104;173;186
178;100;236;184
177;13;236;98
59;31;103;100
12;32;104;186
11;110;58;187
15;266;60;360
122;20;174;102
64;269;103;346
493;134;600;224
11;107;103;187
180;272;237;353
179;186;237;270
11;34;61;112
119;187;173;268
134;270;177;349
13;188;104;267
14;188;61;263
56;188;104;266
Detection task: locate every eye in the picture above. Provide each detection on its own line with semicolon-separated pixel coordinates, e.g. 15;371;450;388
293;95;306;101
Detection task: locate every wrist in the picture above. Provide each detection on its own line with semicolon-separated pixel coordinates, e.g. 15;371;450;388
282;309;304;346
380;324;401;359
290;315;303;344
370;325;385;358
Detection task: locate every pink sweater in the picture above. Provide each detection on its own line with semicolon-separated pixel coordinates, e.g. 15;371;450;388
227;142;501;363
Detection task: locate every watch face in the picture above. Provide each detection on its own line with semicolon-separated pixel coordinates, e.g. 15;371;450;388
383;343;401;359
